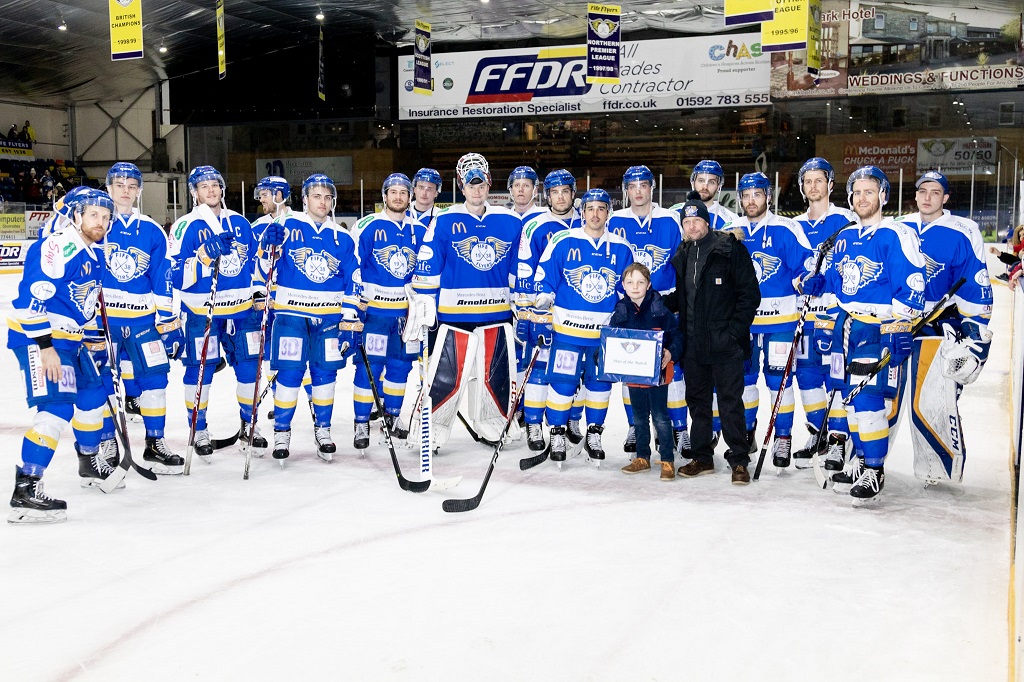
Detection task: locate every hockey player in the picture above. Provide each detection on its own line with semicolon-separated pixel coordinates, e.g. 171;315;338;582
791;158;858;467
804;166;926;503
608;166;687;456
7;190;116;523
409;167;442;230
898;171;993;484
514;169;584;451
670;159;741;230
534;188;634;464
101;162;185;474
260;173;360;462
508;166;545;224
733;172;813;468
169;165;267;459
408;153;523;450
351;173;424;449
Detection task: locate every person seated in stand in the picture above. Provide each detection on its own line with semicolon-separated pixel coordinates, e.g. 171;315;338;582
611;263;683;481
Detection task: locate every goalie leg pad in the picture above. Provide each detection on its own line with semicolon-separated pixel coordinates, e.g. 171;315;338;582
909;337;965;483
426;325;477;449
468;323;519;444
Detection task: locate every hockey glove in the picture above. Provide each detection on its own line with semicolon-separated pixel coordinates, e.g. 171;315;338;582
940;320;992;385
514;315;530;348
404;293;437;342
338;321;363;359
535;292;554;311
197;232;235;266
252;291;268;312
83;332;108;370
797;273;826;297
156;316;185;360
880;318;914;366
813;318;835;354
262;221;286;247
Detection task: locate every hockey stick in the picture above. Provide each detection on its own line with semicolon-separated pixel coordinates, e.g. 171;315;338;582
358;344;431;493
811;388;839;490
752;222;850;481
442;345;541;513
184;258;221;475
95;290;158;492
244;244;277;480
842;277;965;407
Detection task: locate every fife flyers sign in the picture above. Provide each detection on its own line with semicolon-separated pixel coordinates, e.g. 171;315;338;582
398;34;769;120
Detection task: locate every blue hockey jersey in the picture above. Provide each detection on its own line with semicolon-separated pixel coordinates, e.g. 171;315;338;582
795;204;858;324
733;210;814;334
824;218;926;321
8;228;104;350
536;228;634;346
607;204;681;295
169;204;258;319
269;212;360;321
412;203;522;325
102;211;174;326
514;208;582;306
355;211;425;318
408;205;439;231
900;210;993;327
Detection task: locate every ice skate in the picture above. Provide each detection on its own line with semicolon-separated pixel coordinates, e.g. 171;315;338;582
746;419;758;454
622;425;636;453
792;424;825;469
354;421;370;450
315;425;335;462
143;438;185;475
125;396;143;423
193;429;213;463
771;436;792;470
832;457;865;494
384;414;408;440
526;423;546;451
823;433;848;472
584;424;605;467
850;465;884;506
674;429;691;459
567;419;583;445
101;436;119;466
549;426;567;469
76;443;125;489
240;419;268;450
273;429;291;466
9;466;67;524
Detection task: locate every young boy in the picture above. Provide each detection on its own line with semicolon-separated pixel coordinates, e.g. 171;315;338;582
610;263;683;480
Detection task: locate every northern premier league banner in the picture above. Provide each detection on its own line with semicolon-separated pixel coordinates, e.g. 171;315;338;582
398;34;769;120
587;3;621;85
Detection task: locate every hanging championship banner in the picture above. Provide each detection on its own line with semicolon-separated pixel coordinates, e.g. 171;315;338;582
216;0;226;80
414;20;432;95
805;0;822;76
318;27;326;101
725;0;774;26
761;0;816;53
586;3;621;85
109;0;143;61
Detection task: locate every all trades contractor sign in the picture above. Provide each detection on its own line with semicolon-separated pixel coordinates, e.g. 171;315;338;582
398;34;769;120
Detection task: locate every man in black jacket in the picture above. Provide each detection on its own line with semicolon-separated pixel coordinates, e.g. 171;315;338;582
670;192;760;484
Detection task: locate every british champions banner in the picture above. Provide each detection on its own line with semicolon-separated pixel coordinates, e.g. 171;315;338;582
587;3;621;85
109;0;143;61
398;34;769;120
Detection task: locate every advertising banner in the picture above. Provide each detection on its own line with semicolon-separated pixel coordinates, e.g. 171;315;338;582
0;215;26;240
771;1;1024;99
398;34;770;120
414;20;432;95
109;0;143;61
0;140;33;160
0;241;28;272
917;137;997;175
825;135;918;176
725;0;774;26
586;3;621;85
256;157;354;186
24;210;53;237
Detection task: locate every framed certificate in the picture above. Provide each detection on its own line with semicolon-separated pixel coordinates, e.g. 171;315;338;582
597;327;663;386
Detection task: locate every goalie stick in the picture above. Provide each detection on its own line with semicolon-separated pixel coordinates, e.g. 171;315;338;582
752;221;851;481
442;345;542;513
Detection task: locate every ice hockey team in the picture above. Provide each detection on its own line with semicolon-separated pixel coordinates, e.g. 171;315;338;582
6;152;994;522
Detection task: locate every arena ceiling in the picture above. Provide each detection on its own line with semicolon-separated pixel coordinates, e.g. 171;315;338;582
1;0;1022;107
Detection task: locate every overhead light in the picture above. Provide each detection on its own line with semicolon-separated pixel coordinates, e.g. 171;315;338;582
57;13;67;30
158;40;167;53
481;0;490;4
315;7;324;20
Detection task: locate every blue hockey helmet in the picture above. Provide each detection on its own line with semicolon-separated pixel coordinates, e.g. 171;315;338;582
254;175;290;203
382;172;413;198
580;188;612;210
507;166;539;191
187;165;225;193
412;167;442;190
302;173;336;199
798;158;835;200
73;188;116;219
846;165;891;207
738;172;772;199
544;169;576;195
916;170;949;195
622;165;655;192
106;162;144;188
690;159;724;186
56;185;92;218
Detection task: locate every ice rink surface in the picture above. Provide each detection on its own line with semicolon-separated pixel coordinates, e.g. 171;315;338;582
0;259;1014;681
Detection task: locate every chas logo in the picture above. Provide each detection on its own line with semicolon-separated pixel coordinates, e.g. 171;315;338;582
708;40;762;61
468;52;590;104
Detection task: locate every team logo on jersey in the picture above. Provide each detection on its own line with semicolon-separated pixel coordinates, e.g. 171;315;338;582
373;245;418;279
632;244;672;274
835;255;883;295
290;247;342;284
751;252;782;284
68;280;100;317
218;240;246;278
452;236;513;272
922;253;945;284
105;244;151;283
565;265;618;304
